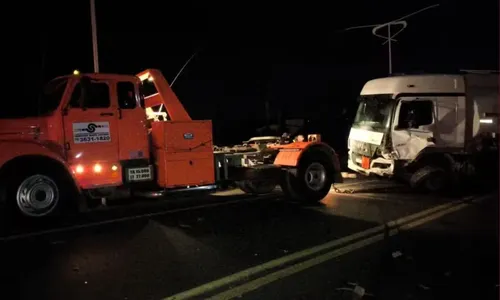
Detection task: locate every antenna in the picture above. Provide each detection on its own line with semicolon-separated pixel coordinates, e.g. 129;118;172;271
157;50;199;113
170;51;198;87
343;4;440;75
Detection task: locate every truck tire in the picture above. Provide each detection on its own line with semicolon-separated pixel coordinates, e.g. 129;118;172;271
235;181;252;193
280;153;334;203
236;180;276;195
5;167;74;218
409;165;447;193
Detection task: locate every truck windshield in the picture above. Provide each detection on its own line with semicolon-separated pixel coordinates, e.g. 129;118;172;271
0;77;68;119
352;94;394;130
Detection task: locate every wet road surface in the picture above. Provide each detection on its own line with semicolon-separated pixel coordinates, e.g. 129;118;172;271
0;178;497;300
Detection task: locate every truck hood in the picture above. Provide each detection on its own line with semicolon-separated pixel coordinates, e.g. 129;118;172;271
0;117;49;140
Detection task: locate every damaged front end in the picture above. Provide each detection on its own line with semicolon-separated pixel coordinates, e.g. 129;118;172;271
347;137;397;178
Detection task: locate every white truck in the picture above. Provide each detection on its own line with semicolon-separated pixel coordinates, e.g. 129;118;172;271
347;71;499;192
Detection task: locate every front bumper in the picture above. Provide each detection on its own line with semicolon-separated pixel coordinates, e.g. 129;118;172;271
347;150;395;177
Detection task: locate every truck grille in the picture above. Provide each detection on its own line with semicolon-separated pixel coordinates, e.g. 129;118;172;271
350;140;379;157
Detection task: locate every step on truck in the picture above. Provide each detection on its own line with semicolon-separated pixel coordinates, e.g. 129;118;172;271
0;69;343;218
347;70;499;193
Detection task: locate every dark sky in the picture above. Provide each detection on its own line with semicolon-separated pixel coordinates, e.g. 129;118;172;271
19;0;499;145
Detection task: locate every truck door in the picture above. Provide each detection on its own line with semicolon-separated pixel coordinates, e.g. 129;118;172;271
392;98;435;159
62;79;121;187
114;81;152;183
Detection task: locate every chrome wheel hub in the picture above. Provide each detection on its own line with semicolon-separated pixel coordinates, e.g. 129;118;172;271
16;175;59;217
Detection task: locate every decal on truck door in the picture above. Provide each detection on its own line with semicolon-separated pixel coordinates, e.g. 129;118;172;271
72;122;111;144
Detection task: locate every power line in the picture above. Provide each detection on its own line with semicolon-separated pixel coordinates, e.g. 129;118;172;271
342;4;440;75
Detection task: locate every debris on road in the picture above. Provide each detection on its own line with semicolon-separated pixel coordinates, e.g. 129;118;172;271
336;282;375;299
50;240;65;245
332;186;355;194
352;284;366;299
341;172;358;179
391;250;403;258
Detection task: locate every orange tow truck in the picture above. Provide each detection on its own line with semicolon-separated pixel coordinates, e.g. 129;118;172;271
0;69;343;218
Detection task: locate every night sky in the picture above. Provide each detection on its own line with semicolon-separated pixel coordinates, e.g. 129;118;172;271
19;1;499;149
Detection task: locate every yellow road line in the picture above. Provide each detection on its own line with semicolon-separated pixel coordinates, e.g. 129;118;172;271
163;194;489;300
164;225;384;300
207;201;474;300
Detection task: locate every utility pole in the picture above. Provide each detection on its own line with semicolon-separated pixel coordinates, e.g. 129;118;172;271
371;20;407;75
343;4;440;75
90;0;99;73
387;24;392;74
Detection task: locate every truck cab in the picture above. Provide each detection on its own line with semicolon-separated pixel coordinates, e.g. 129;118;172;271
347;72;498;191
1;72;153;184
0;70;215;217
63;73;153;189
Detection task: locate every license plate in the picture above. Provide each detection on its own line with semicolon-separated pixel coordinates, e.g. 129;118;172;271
127;166;152;182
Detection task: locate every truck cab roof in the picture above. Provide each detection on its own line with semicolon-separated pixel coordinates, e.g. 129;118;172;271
360;73;498;96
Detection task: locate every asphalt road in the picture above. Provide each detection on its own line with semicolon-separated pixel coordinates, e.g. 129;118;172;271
0;178;497;300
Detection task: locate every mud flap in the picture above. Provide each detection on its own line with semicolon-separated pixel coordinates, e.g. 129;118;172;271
77;194;90;213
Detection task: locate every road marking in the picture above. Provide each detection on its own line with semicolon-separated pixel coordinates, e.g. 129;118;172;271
207;198;483;300
163;193;490;300
0;194;279;242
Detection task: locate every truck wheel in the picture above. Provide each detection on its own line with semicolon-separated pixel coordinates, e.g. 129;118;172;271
6;169;73;218
236;180;276;195
410;166;447;193
280;154;334;203
236;181;252;193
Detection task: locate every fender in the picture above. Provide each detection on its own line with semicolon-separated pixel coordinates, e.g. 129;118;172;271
0;140;80;191
273;141;342;172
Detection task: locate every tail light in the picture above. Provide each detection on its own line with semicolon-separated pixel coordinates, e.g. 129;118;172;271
93;164;103;173
75;165;84;174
